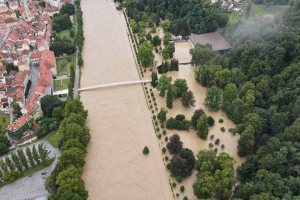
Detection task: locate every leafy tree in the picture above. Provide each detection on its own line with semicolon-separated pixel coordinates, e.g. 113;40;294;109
64;99;88;119
223;83;238;103
0;134;10;155
17;149;28;170
157;108;167;123
11;152;23;171
32;145;40;164
38;0;45;7
166;88;174;109
180;148;196;170
41;96;64;118
56;148;85;172
204;86;222;111
151;71;158;87
50;40;76;56
59;3;75;16
197;115;209;140
162;48;169;60
26;146;35;167
190;45;216;66
138;42;154;67
181;90;196;108
157;75;171;97
5;157;15;171
12;103;22;118
191;109;205;129
238;125;255;157
0;159;8;173
52;14;72;32
151;35;161;46
207;116;215;127
167;134;183;154
173;79;188;97
167;154;192;178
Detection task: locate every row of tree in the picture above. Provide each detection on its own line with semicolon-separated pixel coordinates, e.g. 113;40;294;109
0;144;50;183
45;98;90;199
125;0;228;35
157;59;179;74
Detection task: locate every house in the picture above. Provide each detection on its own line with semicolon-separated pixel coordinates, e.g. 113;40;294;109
9;2;18;10
45;0;60;8
41;49;57;76
189;32;231;52
7;113;33;139
18;57;30;71
30;50;40;64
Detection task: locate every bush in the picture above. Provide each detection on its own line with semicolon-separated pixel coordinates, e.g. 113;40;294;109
210;135;214;140
207;116;215;127
165;136;168;142
166;117;191;131
162;147;167;153
143;146;149;155
215;138;220;145
175;114;185;121
158;134;162;139
219;119;224;123
165;156;169;161
209;143;214;148
172;182;177;188
176;176;183;183
176;193;179;197
214;148;218;153
167;134;183;154
220;127;225;132
180;185;185;192
163;130;167;135
183;196;188;200
221;144;225;149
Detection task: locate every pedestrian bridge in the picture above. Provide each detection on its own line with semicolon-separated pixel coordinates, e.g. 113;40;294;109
53;80;151;95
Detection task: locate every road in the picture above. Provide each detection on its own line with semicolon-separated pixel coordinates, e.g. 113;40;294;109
0;140;60;200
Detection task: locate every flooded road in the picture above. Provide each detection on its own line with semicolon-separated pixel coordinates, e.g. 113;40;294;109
80;0;172;199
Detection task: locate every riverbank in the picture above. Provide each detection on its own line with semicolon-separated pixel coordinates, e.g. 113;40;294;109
81;0;173;199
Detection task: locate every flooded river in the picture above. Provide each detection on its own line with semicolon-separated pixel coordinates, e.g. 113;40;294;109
80;0;172;199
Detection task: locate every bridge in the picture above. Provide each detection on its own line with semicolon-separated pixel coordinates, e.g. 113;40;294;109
53;80;151;95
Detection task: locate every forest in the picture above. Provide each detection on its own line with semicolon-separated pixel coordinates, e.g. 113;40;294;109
189;0;300;198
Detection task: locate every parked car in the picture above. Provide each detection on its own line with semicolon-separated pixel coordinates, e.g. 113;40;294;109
41;171;47;175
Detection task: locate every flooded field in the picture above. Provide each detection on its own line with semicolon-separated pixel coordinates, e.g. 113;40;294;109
153;42;245;200
80;0;173;199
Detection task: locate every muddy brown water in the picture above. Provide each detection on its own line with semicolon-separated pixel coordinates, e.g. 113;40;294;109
81;0;173;199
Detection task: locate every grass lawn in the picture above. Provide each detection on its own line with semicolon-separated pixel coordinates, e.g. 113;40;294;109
56;56;76;76
0;114;10;132
251;4;267;16
229;12;243;25
46;131;62;148
54;79;70;91
57;29;75;44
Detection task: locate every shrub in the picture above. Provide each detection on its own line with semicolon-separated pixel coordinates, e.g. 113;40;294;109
180;185;185;192
153;115;156;120
155;121;158;126
156;127;160;132
172;182;177;188
165;136;168;142
210;135;214;140
162;147;167;153
163;130;167;135
183;196;188;200
220;127;225;132
219;119;224;123
165;156;169;161
221;144;225;149
166;117;191;131
176;193;179;197
175;114;185;121
214;148;218;153
176;176;183;183
215;138;220;145
207;116;215;127
143;146;149;155
209;143;214;148
158;134;162;139
167;134;183;154
161;123;165;129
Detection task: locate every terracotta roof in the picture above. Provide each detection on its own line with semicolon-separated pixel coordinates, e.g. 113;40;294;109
24;85;45;113
38;63;51;86
189;32;231;51
7;113;31;132
11;70;30;86
41;49;55;68
30;51;41;59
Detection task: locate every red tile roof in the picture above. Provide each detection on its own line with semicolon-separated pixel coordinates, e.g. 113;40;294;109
7;113;31;131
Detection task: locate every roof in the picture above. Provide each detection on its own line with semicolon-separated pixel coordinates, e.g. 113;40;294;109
38;63;52;86
11;70;30;86
7;113;31;132
24;85;45;114
189;32;231;51
41;49;56;68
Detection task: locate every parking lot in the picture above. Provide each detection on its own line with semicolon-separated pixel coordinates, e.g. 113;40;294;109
0;140;60;200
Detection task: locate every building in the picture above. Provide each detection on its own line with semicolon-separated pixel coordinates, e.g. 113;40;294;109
189;32;231;52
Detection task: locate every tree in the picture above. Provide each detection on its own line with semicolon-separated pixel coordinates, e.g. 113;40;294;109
52;14;72;32
50;40;76;56
151;35;161;46
166;88;174;109
32;145;40;164
173;79;189;97
5;157;15;171
12;103;22;118
180;148;196;170
162;48;169;60
26;146;35;167
157;75;171;97
3;170;22;183
167;43;175;58
142;146;149;155
181;90;196;108
157;108;167;123
17;149;28;170
11;152;23;171
59;3;75;16
167;134;183;154
56;148;85;172
190;45;216;66
238;125;255;157
138;42;154;67
0;159;8;173
191;109;205;129
38;0;45;8
223;83;238;103
197;115;209;140
151;71;158;87
204;86;222;111
207;116;215;127
167;154;192;178
38;143;49;164
64;99;88;119
0;134;10;155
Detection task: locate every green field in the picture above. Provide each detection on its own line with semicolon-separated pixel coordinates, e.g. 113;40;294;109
54;79;70;91
57;29;75;44
56;56;75;76
251;4;289;17
229;12;243;25
0;114;10;132
46;131;62;148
